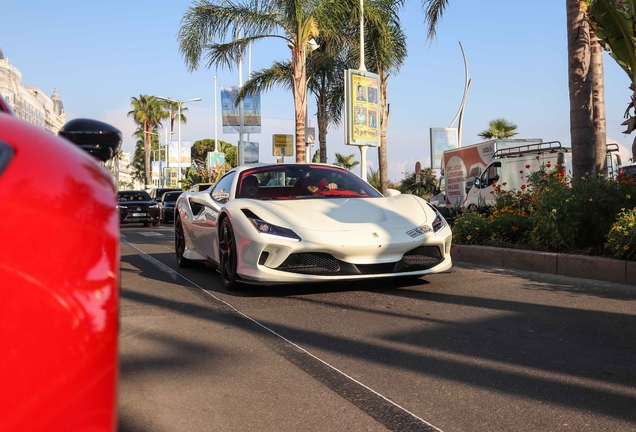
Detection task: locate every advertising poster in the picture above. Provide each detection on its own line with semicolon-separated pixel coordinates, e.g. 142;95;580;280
207;152;225;171
430;128;458;171
164;167;179;188
151;161;164;180
345;69;381;147
168;140;192;165
243;141;259;164
221;86;261;134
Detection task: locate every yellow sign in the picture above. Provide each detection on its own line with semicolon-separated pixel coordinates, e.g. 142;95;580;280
346;69;381;147
272;134;294;156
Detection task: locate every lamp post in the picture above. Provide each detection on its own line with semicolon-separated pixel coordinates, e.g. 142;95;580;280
155;96;202;181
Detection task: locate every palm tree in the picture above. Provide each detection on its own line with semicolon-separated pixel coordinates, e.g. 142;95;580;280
367;167;381;190
362;0;407;194
128;95;164;186
178;0;354;163
334;152;360;170
160;100;189;139
477;118;519;140
584;0;636;161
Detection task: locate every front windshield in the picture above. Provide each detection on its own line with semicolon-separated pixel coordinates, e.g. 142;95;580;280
235;165;383;200
163;192;182;202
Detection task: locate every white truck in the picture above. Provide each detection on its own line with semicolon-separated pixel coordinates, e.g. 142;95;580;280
463;141;623;209
433;139;543;213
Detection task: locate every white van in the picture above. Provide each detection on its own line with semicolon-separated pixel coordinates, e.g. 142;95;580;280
464;142;571;210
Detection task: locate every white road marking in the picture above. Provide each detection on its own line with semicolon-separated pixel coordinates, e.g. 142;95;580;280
122;239;443;432
136;231;164;237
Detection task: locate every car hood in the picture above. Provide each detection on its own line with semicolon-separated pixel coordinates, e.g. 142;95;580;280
250;196;430;231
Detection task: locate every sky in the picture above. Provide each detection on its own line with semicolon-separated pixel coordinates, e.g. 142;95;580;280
2;0;634;182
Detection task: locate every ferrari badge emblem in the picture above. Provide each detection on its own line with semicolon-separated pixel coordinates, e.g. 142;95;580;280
372;232;379;237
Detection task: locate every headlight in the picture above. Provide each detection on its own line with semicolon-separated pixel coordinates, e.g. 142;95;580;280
117;205;128;210
248;217;301;241
149;204;158;209
426;202;446;233
432;213;445;233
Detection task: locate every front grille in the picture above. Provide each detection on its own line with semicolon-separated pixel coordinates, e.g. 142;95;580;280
401;246;443;269
277;253;341;274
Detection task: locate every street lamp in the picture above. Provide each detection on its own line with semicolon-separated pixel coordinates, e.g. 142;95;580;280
155;96;202;181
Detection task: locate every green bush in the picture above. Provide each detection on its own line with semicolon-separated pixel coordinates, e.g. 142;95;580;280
452;212;492;245
605;208;636;260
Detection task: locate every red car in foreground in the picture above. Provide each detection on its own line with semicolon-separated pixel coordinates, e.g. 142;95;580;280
0;113;121;431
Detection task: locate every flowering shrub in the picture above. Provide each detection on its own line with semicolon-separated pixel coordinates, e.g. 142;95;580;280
451;212;492;245
451;160;636;259
605;208;636;260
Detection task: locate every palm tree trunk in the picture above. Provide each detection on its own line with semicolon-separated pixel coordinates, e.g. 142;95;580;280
566;0;595;181
317;94;328;163
291;49;307;163
144;121;152;187
378;73;390;194
590;28;607;175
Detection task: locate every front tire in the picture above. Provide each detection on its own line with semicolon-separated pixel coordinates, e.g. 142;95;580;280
175;213;194;268
219;218;239;290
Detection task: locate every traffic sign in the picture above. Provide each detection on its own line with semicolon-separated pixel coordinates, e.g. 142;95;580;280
272;134;294;157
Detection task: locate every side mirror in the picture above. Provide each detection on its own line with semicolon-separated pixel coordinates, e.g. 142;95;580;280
385;188;401;197
474;178;481;188
58;118;122;162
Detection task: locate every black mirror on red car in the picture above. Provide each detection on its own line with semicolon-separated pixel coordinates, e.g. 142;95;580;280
58;118;122;162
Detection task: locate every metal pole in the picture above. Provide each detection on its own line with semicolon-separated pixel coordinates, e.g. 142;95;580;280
214;74;218;153
178;102;182;181
164;127;168;187
358;0;368;181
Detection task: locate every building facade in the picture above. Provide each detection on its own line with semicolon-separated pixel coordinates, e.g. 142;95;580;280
0;46;66;133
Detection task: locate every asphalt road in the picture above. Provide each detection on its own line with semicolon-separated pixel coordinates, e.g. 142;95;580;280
118;224;636;432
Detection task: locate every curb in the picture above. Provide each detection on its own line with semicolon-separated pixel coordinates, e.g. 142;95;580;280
451;244;636;286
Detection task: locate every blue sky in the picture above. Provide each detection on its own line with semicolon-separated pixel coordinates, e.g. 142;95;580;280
2;0;633;181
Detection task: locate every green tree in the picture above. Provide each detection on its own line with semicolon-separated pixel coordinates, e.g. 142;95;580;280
398;168;437;199
178;0;354;163
477;118;519;140
334;152;360;170
191;138;235;162
128;95;164;186
159;100;189;138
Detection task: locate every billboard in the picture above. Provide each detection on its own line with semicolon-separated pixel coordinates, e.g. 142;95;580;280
207;152;225;171
221;86;261;134
430;128;458;170
151;161;164;180
168;140;192;165
344;69;381;147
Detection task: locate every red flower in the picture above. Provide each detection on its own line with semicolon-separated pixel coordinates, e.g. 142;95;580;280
520;184;527;190
525;164;531;169
519;170;524;174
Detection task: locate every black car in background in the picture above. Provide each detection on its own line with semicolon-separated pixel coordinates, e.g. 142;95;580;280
619;164;636;179
149;187;182;201
117;190;160;226
157;191;183;224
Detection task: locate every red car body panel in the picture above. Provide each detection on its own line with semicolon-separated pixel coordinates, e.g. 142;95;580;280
0;115;119;432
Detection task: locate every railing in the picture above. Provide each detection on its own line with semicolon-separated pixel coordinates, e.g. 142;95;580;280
493;141;565;159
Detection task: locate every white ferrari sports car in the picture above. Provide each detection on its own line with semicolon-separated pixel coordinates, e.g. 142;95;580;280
174;163;453;289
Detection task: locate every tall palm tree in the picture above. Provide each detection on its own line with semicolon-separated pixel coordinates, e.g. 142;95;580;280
178;0;354;163
128;95;164;186
362;0;407;194
422;0;607;180
238;40;355;164
160;100;189;138
584;0;636;159
477;118;519;140
334;152;360;170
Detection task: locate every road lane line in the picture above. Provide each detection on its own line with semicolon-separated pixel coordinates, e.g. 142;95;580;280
122;239;444;432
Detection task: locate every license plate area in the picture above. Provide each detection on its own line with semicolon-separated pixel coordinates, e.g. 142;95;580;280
132;212;146;217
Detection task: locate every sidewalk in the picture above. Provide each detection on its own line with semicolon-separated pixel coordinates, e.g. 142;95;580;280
451;244;636;286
